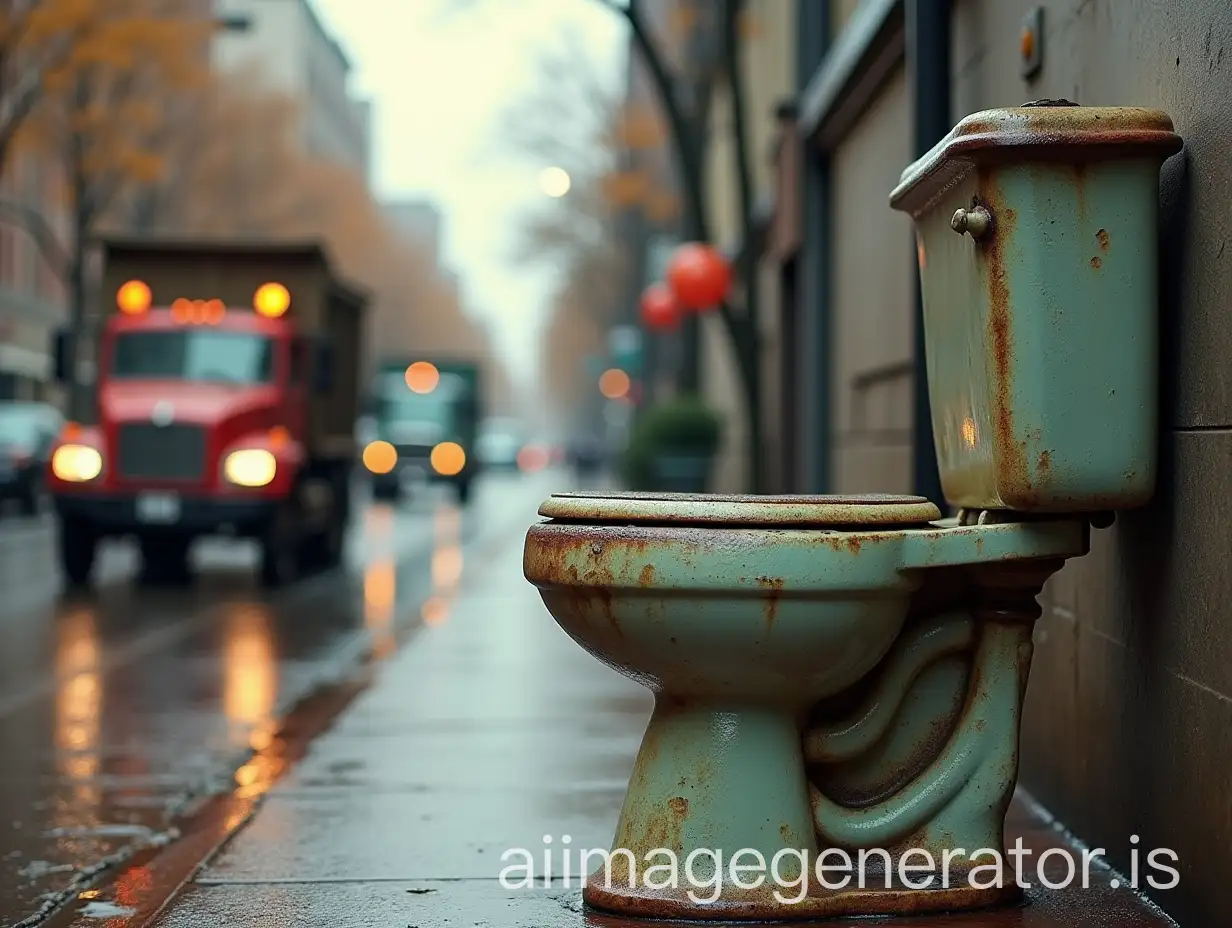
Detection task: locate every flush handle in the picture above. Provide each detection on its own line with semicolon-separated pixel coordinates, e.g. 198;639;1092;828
951;205;993;241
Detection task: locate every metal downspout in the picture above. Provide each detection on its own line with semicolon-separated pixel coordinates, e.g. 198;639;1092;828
906;0;949;507
797;0;831;492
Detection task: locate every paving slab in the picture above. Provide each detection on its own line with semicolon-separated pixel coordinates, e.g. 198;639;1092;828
138;488;1178;927
157;876;1176;928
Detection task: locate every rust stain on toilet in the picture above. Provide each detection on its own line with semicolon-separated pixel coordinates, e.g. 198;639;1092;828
979;174;1031;509
757;576;784;630
1037;450;1052;479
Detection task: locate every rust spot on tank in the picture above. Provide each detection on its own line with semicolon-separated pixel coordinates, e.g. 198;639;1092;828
1037;450;1052;481
1071;161;1089;220
977;176;1032;507
846;536;862;554
1096;228;1110;250
638;564;656;587
1090;255;1102;269
668;796;688;818
779;823;791;841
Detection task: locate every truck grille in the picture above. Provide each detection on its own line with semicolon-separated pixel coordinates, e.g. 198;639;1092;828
395;443;433;460
117;423;207;482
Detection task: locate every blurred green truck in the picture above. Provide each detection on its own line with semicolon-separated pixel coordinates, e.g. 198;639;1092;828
362;357;482;505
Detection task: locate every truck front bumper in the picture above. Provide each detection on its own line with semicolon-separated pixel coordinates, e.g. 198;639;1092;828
52;493;280;537
374;449;475;488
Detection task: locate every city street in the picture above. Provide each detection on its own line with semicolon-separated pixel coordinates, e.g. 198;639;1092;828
0;470;557;926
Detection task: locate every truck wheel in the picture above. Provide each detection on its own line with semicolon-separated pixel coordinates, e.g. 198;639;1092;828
139;536;191;586
58;518;98;588
301;518;344;573
372;478;400;502
260;504;300;587
18;487;40;517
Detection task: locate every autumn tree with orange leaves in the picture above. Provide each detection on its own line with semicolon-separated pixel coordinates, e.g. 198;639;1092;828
6;0;213;415
124;67;513;410
0;1;508;418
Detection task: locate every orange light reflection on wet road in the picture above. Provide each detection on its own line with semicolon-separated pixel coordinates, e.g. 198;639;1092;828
223;604;277;742
363;504;398;659
54;606;102;822
424;502;463;626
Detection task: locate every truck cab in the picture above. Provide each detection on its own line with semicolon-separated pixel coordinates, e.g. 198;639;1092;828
48;238;367;588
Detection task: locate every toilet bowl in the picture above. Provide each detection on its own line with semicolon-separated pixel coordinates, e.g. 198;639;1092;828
524;104;1182;921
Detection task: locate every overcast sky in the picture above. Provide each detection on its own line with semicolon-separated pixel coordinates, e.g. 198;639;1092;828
310;0;627;383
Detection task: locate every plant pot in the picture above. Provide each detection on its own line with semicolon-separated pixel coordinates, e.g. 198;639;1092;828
649;451;713;493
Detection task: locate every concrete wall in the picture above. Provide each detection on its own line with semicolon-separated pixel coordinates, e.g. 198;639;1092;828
213;0;305;93
0;149;68;400
828;67;914;495
947;2;1231;924
212;0;369;179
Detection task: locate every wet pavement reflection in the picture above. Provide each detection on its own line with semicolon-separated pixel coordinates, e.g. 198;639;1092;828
0;472;545;926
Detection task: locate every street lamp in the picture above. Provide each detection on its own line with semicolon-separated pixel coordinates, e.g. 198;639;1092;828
538;166;571;198
599;368;630;400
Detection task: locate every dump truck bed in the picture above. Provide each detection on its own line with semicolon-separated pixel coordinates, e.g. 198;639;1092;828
98;235;369;460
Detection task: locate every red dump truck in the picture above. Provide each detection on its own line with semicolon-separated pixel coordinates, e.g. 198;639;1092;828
46;237;368;587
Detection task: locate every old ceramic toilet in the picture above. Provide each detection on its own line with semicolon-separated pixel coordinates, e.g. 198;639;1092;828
524;104;1182;920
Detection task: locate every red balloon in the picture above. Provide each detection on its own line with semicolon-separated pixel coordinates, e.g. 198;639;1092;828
640;282;680;331
666;242;730;310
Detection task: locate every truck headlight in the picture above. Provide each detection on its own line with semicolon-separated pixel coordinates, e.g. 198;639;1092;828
430;442;466;476
51;444;102;482
224;449;276;487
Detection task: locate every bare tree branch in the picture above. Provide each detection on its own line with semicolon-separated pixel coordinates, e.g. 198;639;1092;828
0;198;70;280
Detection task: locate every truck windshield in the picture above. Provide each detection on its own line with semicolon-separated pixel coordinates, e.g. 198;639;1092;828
111;331;274;384
383;392;455;425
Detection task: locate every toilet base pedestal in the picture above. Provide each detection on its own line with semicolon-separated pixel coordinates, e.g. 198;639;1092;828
583;696;1022;921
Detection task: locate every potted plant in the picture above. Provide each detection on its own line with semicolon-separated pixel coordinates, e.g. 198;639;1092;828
622;394;723;493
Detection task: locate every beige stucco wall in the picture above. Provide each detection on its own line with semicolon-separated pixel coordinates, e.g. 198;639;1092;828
701;0;796;493
943;2;1232;924
829;67;914;495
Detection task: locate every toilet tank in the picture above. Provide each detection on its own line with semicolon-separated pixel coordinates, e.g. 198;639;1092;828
890;103;1182;513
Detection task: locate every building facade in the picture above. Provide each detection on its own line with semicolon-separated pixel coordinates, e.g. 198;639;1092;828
384;199;444;271
749;1;1230;924
0;152;69;402
212;0;371;181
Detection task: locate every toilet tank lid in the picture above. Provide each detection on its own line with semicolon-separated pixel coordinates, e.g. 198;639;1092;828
537;492;941;528
889;102;1183;214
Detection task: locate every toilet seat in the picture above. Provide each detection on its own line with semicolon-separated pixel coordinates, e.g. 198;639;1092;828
538;491;941;528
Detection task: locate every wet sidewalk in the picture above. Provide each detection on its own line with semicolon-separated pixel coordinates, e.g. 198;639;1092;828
137;493;1176;927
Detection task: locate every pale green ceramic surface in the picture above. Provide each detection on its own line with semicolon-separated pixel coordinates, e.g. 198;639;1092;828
523;103;1179;920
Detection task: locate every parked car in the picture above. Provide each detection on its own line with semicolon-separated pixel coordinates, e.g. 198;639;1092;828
476;418;526;471
0;401;63;516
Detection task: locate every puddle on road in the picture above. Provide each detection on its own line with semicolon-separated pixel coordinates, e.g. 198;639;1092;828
45;823;156;839
79;900;138;918
18;859;76;877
